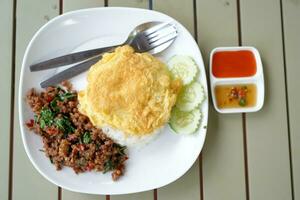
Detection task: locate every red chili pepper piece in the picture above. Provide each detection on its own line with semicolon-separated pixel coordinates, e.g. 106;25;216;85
86;162;95;171
238;89;246;98
26;119;34;128
77;144;85;151
46;127;59;135
46;96;54;103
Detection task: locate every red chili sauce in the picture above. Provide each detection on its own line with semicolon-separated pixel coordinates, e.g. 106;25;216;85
212;50;257;78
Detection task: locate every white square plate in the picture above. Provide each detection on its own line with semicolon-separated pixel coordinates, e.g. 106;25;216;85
19;7;208;195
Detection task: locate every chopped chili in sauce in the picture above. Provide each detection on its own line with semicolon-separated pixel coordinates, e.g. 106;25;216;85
215;84;257;108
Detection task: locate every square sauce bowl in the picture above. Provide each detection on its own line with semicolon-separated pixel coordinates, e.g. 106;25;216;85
209;46;264;113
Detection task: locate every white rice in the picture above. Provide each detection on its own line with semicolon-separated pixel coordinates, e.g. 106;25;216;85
101;125;162;147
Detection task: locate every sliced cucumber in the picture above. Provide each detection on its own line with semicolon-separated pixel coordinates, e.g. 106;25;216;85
168;55;198;85
176;81;205;111
169;107;201;134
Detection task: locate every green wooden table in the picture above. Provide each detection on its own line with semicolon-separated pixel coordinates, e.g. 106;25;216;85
1;0;299;199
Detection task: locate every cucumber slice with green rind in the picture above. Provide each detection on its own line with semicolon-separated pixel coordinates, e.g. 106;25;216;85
168;55;198;85
176;81;205;111
169;107;201;134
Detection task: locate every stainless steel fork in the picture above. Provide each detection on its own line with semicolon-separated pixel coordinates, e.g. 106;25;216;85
33;21;178;88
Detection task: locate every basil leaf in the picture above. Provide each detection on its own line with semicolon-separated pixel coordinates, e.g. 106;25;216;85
54;116;75;134
58;92;76;101
50;98;60;112
113;143;126;156
39;107;54;129
83;132;91;144
54;118;65;131
40;119;46;129
103;160;114;173
34;114;39;123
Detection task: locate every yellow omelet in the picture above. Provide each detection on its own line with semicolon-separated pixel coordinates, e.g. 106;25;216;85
78;45;182;136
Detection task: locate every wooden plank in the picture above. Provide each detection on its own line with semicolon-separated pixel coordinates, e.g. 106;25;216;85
107;1;153;200
111;192;153;200
240;0;293;199
12;0;59;200
153;1;200;200
63;0;104;13
108;0;148;8
61;1;105;200
0;0;13;199
153;0;194;36
158;162;199;200
197;0;247;199
62;192;103;200
282;1;300;199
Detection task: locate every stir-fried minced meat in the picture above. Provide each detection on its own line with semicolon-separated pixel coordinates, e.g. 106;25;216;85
25;84;127;181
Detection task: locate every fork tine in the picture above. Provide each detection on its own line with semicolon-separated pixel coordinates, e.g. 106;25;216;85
147;26;177;43
142;21;173;36
148;32;178;50
146;25;176;40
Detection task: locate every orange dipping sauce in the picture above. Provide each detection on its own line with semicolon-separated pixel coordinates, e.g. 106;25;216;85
215;84;257;108
212;50;257;78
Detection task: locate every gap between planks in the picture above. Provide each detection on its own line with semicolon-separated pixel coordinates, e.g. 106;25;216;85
193;0;204;199
58;0;63;199
236;0;250;199
279;0;295;199
154;189;157;200
8;0;17;199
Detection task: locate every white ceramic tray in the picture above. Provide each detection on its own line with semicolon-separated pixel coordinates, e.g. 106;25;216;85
210;46;264;113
